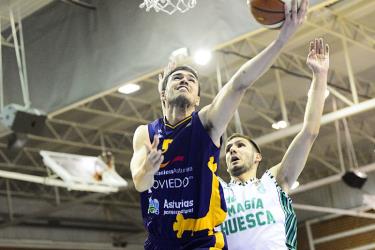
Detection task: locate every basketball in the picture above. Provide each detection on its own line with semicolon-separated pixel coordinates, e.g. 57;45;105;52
248;0;301;29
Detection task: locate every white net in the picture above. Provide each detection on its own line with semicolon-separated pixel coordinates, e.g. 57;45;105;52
140;0;197;15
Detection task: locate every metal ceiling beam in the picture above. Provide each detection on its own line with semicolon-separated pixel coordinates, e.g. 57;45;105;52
279;53;356;106
263;144;340;175
290;162;375;195
26;133;131;156
47;119;133;149
350;243;375;250
0;187;137;208
294;203;375;220
305;14;375;54
313;223;375;245
255;98;375;145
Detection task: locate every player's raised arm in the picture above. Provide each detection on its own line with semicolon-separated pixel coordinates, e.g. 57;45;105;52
199;0;309;145
270;38;329;192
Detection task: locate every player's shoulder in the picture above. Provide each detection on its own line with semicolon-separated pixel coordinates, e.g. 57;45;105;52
218;176;229;187
135;116;163;138
134;124;148;136
133;125;149;147
260;169;274;181
197;106;213;129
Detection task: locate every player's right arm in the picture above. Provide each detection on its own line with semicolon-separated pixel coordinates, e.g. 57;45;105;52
198;0;308;146
130;125;164;192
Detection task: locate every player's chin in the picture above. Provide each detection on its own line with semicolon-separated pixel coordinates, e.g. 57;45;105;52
230;165;247;177
172;95;194;106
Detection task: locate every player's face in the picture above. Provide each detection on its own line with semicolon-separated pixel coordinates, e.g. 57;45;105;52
164;70;200;107
225;137;255;177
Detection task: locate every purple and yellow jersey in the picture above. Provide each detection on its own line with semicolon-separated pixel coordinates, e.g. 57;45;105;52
141;111;227;249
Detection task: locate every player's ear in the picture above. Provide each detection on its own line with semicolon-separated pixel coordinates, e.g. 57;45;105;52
255;153;262;163
160;90;166;101
195;96;200;106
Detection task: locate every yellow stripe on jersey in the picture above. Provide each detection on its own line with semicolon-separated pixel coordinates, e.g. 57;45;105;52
210;231;225;249
173;157;227;239
165;116;192;129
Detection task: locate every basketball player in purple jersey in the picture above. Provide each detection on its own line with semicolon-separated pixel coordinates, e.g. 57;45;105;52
130;0;308;248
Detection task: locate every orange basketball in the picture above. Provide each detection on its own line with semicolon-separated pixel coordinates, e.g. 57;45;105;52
248;0;300;29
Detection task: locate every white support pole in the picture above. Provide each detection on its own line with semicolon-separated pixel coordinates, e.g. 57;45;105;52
308;205;372;224
294;203;375;220
313;224;375;245
54;186;60;205
9;8;31;108
342;117;359;169
290;162;375;195
305;221;316;250
252;108;276;124
350;243;375;250
342;38;359;104
332;99;345;173
256;98;375;145
328;86;354;106
5;180;14;221
275;69;289;124
16;7;30;109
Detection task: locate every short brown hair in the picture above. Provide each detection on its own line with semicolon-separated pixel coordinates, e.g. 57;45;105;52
226;133;261;154
161;65;200;96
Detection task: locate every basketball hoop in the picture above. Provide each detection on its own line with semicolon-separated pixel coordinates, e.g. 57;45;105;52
40;150;128;193
139;0;197;15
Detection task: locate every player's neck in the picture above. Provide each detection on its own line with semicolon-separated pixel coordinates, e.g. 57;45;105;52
232;167;257;183
164;105;195;125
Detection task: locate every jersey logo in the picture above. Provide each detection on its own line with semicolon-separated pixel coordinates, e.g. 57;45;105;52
161;139;173;153
159;139;184;169
160;155;185;169
157;129;163;139
147;197;160;215
257;183;266;194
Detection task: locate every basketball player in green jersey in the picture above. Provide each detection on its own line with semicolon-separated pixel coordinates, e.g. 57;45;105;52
221;38;330;250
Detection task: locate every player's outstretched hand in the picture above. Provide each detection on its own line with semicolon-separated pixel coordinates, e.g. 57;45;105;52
144;135;164;175
306;38;329;74
279;0;308;42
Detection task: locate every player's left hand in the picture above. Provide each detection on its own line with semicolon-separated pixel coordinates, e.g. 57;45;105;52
278;0;308;43
306;38;329;74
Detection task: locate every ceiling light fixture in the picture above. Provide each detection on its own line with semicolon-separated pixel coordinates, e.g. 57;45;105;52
193;49;212;65
272;120;288;130
118;83;140;95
